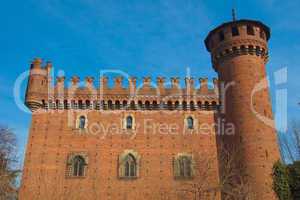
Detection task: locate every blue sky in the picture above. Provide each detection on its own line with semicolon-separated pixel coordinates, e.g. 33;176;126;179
0;0;299;166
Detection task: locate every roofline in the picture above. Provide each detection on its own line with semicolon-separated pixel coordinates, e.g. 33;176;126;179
204;19;271;52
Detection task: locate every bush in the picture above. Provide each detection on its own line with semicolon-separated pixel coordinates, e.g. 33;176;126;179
272;161;292;200
288;161;300;200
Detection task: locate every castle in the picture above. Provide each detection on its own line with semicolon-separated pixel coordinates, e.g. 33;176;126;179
19;17;280;200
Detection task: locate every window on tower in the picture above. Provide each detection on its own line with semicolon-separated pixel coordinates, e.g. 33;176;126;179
219;31;225;41
260;29;266;40
247;25;255;35
231;26;239;36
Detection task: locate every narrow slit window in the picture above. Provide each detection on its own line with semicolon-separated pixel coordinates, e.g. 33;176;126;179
187;117;194;129
64;100;68;109
126;116;133;129
79;116;86;129
247;25;255;35
232;26;239;36
260;30;266;40
219;31;225;41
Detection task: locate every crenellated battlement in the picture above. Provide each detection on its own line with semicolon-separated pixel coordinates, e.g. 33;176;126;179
25;58;219;111
205;19;270;71
53;75;217;91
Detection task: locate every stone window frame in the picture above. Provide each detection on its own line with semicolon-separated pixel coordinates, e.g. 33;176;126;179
184;114;198;130
75;113;88;131
173;153;195;180
122;113;136;130
118;150;140;180
65;152;89;178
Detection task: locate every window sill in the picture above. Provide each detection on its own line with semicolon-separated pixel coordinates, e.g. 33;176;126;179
119;176;138;180
174;176;194;181
65;176;87;179
73;128;87;133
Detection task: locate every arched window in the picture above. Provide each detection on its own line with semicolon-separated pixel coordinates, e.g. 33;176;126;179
187;116;194;129
42;99;46;108
138;101;143;110
56;100;60;109
108;100;113;110
101;100;106;110
78;100;83;109
122;100;128;109
174;154;193;179
115;100;120;109
174;101;180;109
211;101;217;109
72;155;86;177
182;101;187;110
124;154;136;177
167;101;173;110
130;101;135;110
179;156;192;177
119;151;139;179
79;116;86;129
152;101;158;110
126;116;133;129
86;100;91;109
64;100;68;109
205;101;210;110
197;101;202;109
190;101;195;110
145;101;151;110
71;100;76;109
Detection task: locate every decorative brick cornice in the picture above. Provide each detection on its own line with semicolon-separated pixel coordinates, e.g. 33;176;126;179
212;42;269;71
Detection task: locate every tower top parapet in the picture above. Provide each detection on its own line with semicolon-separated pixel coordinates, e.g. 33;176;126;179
205;19;270;52
204;19;271;71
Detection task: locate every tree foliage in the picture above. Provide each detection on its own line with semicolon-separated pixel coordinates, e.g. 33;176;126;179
288;161;300;200
272;161;292;200
0;126;20;199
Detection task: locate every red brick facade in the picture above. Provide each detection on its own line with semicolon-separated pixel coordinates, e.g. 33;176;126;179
19;19;280;200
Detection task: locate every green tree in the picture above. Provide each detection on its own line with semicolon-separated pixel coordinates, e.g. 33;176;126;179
273;161;292;200
288;161;300;200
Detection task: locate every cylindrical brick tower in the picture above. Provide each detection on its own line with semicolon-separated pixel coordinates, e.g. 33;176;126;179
25;58;51;111
205;19;280;199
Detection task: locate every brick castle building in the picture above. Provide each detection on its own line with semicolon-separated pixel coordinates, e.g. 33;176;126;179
19;17;280;200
